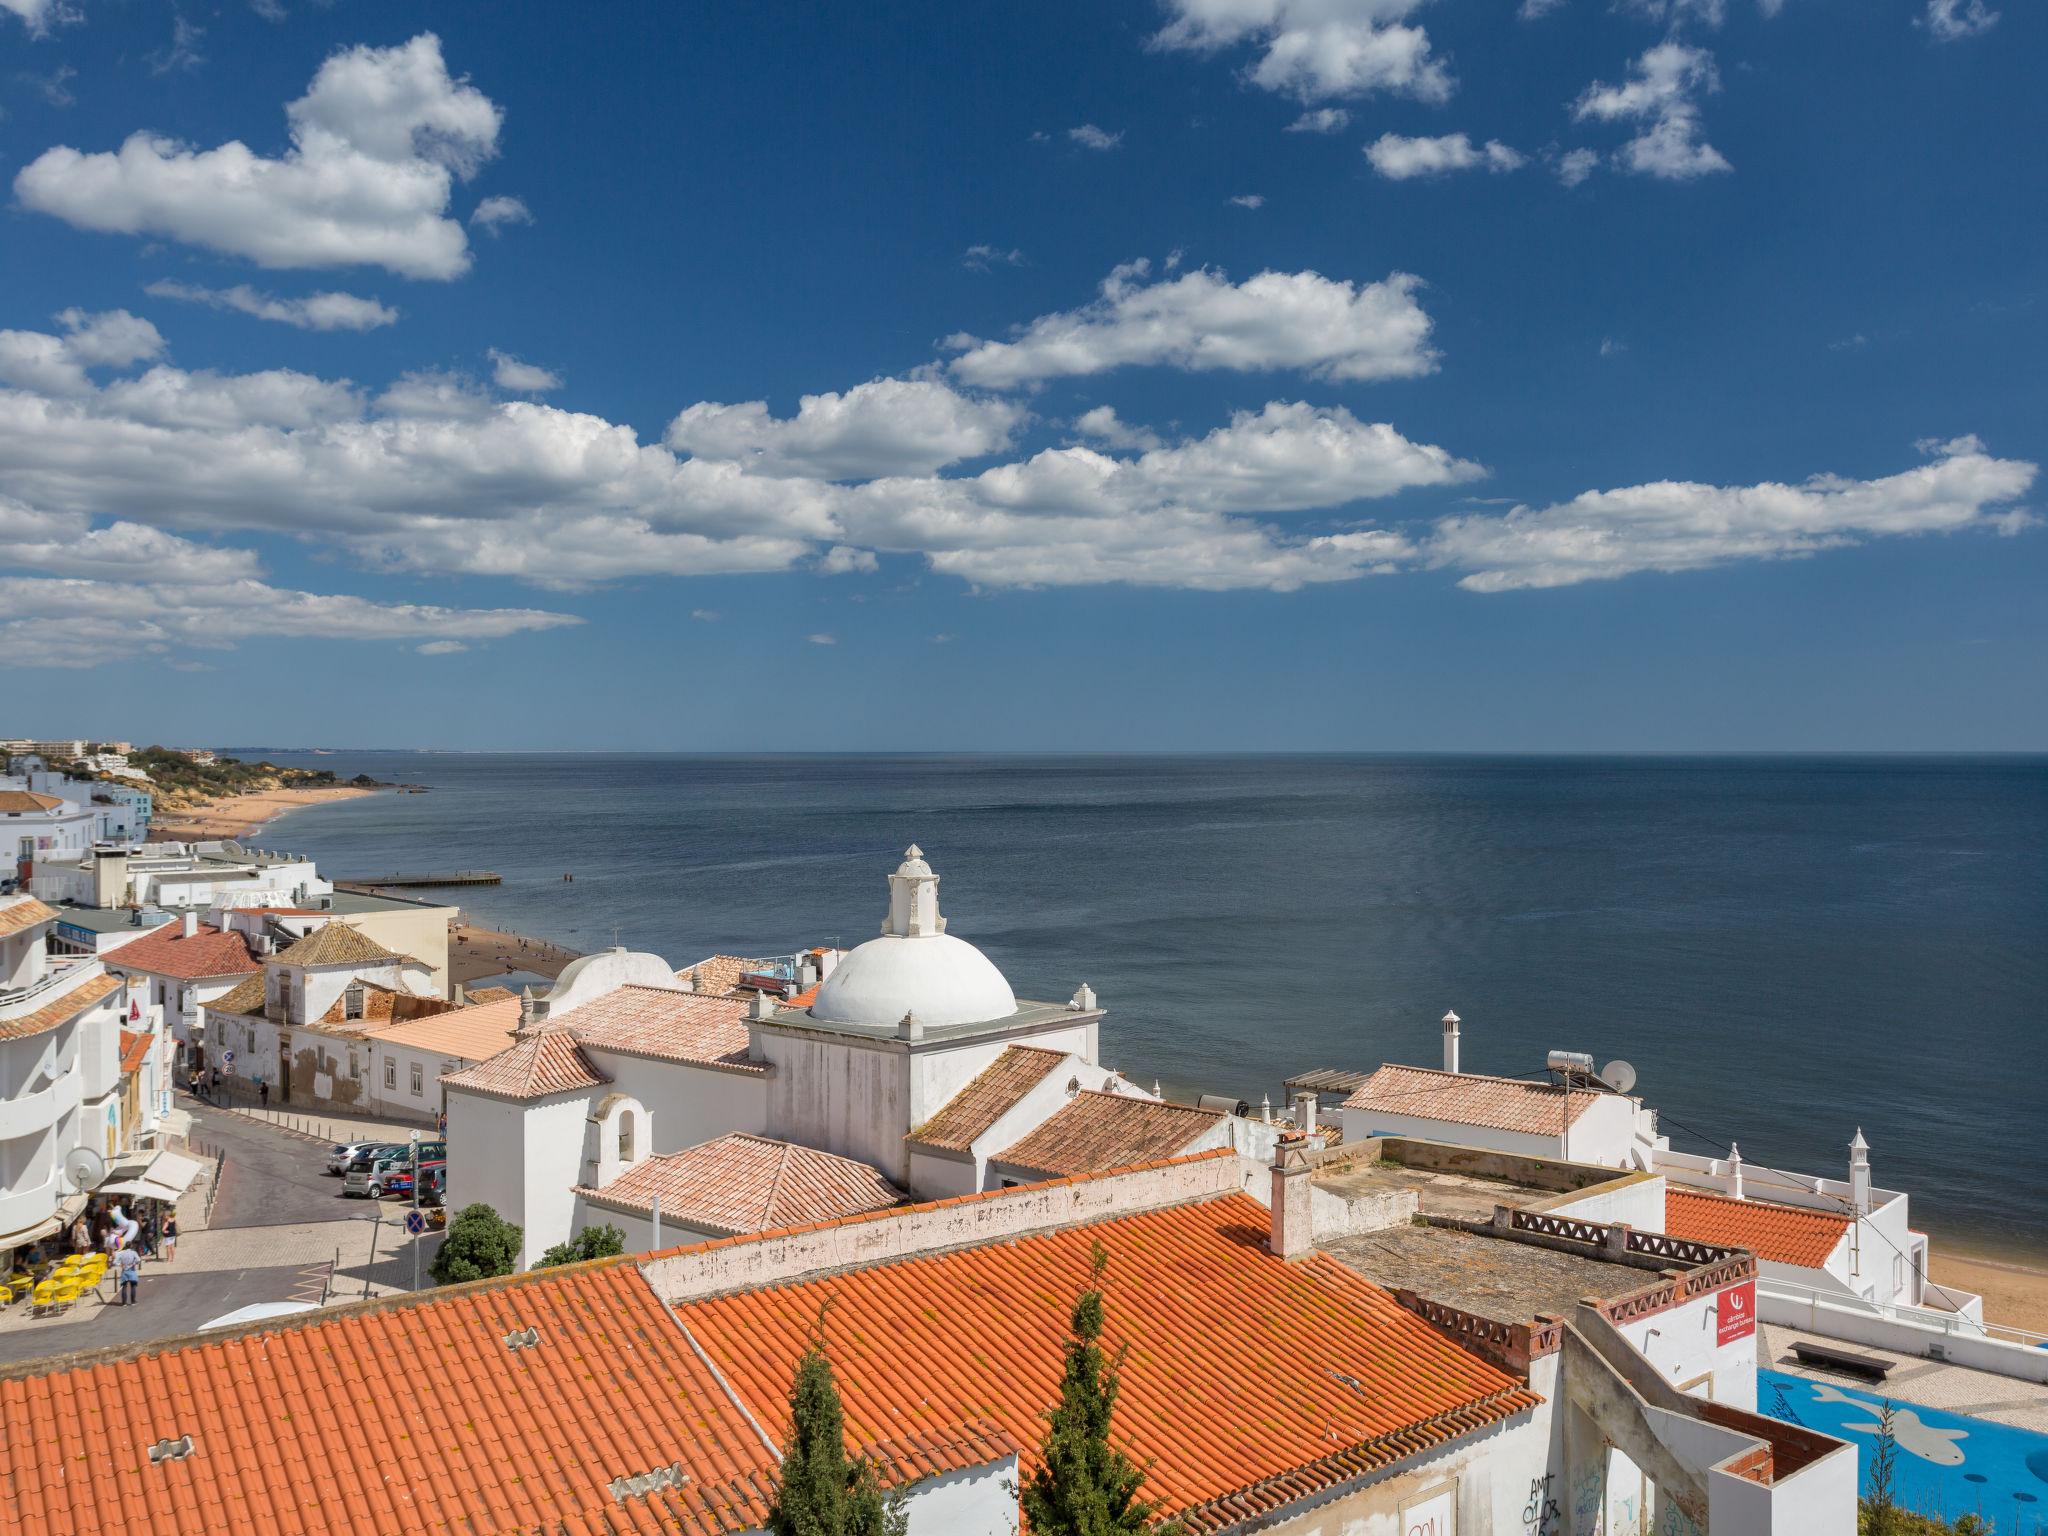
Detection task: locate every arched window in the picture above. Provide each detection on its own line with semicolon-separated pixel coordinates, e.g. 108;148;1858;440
618;1110;635;1164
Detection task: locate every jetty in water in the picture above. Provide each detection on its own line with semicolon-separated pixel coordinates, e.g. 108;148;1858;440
336;870;502;888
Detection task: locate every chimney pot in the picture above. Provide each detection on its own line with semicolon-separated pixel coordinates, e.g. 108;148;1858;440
181;910;198;940
1269;1135;1314;1259
1295;1091;1319;1137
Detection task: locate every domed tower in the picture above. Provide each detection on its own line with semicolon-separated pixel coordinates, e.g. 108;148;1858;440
809;846;1018;1029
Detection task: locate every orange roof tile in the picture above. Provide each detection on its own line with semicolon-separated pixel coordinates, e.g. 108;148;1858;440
679;1192;1541;1533
119;1028;153;1076
270;922;400;968
992;1090;1222;1178
908;1044;1068;1152
577;1133;906;1236
203;970;268;1020
0;970;122;1042
1664;1188;1852;1269
0;790;65;815
1342;1063;1602;1135
0;1263;791;1536
560;985;764;1074
463;985;517;1005
0;896;58;939
363;996;523;1062
105;921;261;981
442;1025;608;1101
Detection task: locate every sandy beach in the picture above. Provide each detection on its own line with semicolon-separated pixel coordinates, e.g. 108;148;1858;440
1928;1250;2048;1336
148;785;378;842
447;919;582;987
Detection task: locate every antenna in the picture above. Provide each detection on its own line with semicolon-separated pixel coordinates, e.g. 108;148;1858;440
62;1146;106;1196
1599;1059;1638;1094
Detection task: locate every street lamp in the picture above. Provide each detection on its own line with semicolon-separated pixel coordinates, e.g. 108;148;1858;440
409;1128;422;1293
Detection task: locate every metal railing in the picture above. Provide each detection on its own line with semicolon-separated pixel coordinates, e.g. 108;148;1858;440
1761;1276;2048;1349
0;954;104;1013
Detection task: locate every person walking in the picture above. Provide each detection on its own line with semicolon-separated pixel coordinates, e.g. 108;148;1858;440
114;1243;141;1306
159;1209;178;1263
209;1065;221;1099
69;1214;91;1256
258;1078;270;1109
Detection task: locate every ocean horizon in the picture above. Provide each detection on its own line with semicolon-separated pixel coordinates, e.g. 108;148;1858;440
242;750;2047;1262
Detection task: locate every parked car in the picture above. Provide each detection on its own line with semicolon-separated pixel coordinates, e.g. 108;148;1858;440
343;1154;409;1198
419;1165;448;1207
325;1141;387;1175
371;1159;444;1200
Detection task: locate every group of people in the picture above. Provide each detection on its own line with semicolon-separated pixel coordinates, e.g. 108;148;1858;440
71;1198;176;1306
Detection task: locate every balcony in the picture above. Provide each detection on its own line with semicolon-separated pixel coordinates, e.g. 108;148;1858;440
0;1071;81;1139
0;955;106;1021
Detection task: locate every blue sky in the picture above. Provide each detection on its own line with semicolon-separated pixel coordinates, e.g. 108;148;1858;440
2;0;2042;750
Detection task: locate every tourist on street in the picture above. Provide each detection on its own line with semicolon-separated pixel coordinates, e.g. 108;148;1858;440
114;1244;141;1306
209;1066;221;1098
259;1079;270;1108
160;1211;177;1263
69;1215;91;1256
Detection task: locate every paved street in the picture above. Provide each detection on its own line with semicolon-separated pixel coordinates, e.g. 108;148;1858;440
0;1102;443;1368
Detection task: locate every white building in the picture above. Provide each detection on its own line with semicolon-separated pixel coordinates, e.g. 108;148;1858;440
0;895;129;1265
3;789;97;884
444;847;1274;1267
100;912;262;1054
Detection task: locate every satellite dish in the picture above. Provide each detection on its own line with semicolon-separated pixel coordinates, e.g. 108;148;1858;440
62;1146;106;1195
1600;1060;1638;1095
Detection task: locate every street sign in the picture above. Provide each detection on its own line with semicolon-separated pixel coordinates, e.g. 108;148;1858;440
404;1210;427;1236
222;1050;235;1068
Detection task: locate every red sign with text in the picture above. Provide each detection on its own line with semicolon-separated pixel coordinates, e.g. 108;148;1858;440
1717;1280;1756;1345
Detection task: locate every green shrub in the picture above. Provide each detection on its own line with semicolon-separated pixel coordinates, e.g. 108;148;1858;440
430;1203;523;1284
536;1224;626;1268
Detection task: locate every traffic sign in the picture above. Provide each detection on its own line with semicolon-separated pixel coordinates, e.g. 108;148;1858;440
404;1210;427;1236
222;1050;235;1067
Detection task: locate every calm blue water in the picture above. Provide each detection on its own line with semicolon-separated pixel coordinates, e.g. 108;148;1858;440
238;753;2047;1257
1761;1369;2048;1531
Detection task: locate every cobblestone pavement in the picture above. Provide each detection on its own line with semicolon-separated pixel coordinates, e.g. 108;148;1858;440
1759;1321;2048;1432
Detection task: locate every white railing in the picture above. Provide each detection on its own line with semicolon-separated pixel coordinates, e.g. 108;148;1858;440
1761;1276;2048;1384
0;954;104;1017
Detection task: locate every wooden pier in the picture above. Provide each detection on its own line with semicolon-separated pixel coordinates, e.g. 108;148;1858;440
337;871;502;889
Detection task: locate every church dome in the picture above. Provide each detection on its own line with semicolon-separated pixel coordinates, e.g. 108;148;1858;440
808;847;1018;1029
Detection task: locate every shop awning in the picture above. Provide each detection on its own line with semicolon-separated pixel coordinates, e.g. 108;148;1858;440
97;1150;204;1203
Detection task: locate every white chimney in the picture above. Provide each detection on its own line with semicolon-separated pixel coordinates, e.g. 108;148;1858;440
1728;1142;1744;1202
181;910;198;940
1295;1092;1318;1137
1269;1136;1315;1259
1849;1129;1871;1214
1442;1009;1461;1074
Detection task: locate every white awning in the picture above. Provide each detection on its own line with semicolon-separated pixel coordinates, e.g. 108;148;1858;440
97;1149;204;1203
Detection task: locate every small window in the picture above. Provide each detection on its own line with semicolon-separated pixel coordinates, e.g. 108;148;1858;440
348;1048;360;1080
384;1058;396;1090
618;1110;635;1164
344;981;365;1021
410;1062;423;1096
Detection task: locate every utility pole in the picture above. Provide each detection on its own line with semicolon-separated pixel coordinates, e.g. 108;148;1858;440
409;1128;422;1294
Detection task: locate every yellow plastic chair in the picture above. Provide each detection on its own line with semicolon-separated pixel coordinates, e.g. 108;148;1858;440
49;1282;82;1313
30;1281;63;1316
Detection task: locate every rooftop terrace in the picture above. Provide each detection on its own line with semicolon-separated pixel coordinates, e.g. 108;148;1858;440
1321;1221;1650;1325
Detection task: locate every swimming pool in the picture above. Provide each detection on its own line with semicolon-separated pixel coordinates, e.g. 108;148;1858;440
1759;1368;2048;1533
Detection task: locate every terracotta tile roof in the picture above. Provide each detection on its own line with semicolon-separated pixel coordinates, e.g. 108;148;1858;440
991;1090;1223;1178
464;985;517;1005
442;1025;608;1101
270;922;399;969
577;1133;906;1236
364;996;523;1062
204;971;268;1019
119;1028;153;1076
1342;1064;1603;1135
0;897;58;939
679;1192;1541;1533
559;985;764;1075
1664;1188;1852;1269
104;921;261;981
0;1263;793;1536
908;1044;1067;1151
0;970;122;1042
0;790;66;814
674;954;753;996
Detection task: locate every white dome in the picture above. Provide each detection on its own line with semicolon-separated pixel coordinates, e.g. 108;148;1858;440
809;933;1017;1029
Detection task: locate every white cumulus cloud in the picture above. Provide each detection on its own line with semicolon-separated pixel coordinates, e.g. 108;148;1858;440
145;280;399;332
14;34;501;279
1284;108;1351;133
665;377;1024;480
1427;437;2037;590
488;349;562;392
470;195;532;231
1574;43;1730;180
1068;124;1123;150
1921;0;1996;38
1366;133;1524;179
1152;0;1452;104
946;261;1438;388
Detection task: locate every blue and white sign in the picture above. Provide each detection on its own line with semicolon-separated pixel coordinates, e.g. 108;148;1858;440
403;1210;427;1236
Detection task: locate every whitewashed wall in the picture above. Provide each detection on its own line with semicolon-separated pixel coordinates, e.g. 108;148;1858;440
575;1051;767;1155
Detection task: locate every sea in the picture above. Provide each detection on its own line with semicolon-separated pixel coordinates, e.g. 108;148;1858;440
238;752;2047;1260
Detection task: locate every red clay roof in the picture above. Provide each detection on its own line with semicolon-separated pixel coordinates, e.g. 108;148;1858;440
908;1044;1067;1151
118;1028;152;1075
577;1133;905;1235
558;985;764;1075
441;1025;608;1101
0;971;122;1042
680;1192;1541;1533
0;791;65;815
0;1263;793;1536
1664;1188;1852;1269
992;1090;1222;1178
106;921;261;981
1342;1063;1603;1135
0;897;59;939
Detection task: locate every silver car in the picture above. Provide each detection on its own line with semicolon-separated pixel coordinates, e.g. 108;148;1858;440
343;1154;407;1198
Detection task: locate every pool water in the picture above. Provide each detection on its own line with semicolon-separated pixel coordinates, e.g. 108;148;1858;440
1759;1369;2048;1533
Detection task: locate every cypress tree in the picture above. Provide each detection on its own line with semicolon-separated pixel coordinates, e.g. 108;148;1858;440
765;1308;905;1536
1022;1242;1177;1536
